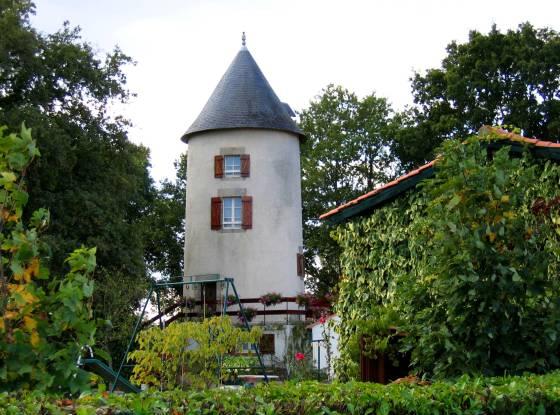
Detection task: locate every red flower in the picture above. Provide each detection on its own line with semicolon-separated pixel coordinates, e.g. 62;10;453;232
319;315;327;324
295;352;305;361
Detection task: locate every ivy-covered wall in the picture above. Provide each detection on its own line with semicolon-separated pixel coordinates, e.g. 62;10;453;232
332;190;423;379
332;137;560;380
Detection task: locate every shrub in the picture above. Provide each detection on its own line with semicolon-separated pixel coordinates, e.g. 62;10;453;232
2;371;560;414
0;125;98;393
129;316;262;389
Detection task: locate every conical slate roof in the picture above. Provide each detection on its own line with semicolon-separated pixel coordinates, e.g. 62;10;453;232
181;45;303;142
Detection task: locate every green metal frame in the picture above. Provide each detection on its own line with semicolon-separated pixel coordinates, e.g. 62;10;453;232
110;277;268;392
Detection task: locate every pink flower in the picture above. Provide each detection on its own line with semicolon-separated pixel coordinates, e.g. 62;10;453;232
319;315;327;324
295;352;305;361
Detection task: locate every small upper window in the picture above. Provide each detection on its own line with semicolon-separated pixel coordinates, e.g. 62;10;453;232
224;155;241;177
222;197;242;229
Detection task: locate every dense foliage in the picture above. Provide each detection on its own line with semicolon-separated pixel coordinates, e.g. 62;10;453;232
0;1;161;362
129;317;262;390
299;85;397;295
395;23;560;168
3;371;560;414
299;23;560;296
143;153;187;281
333;132;560;379
0;125;98;393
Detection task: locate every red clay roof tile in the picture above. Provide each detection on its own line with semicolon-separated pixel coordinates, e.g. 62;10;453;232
320;126;559;220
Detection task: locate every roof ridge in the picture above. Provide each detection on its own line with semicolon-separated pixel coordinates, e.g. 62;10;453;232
320;126;560;222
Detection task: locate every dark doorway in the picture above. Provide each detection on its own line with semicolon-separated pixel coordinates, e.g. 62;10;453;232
201;282;217;316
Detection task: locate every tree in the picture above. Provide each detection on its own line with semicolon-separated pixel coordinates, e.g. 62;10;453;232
0;1;154;362
394;23;560;168
0;125;98;393
299;85;396;294
144;153;187;282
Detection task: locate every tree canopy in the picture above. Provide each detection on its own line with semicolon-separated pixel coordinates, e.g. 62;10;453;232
394;23;560;168
0;1;155;361
299;85;396;294
144;152;186;282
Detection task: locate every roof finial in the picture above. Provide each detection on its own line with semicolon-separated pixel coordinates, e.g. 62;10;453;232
242;32;246;47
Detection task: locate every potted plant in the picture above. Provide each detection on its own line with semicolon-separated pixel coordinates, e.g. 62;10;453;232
226;294;237;307
259;292;282;306
238;307;258;323
295;293;312;307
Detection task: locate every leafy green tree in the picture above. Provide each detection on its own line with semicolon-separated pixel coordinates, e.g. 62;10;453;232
144;153;187;281
0;1;153;362
0;125;98;393
299;85;396;294
394;23;560;168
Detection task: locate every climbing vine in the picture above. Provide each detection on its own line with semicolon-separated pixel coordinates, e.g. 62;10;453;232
333;132;560;379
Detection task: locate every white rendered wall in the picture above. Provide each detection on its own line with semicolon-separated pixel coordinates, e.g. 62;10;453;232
184;128;304;303
311;316;340;378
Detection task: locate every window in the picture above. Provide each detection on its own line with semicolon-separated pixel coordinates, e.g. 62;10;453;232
211;195;252;230
241;342;255;354
214;154;250;178
222;197;242;229
259;334;275;354
224;155;241;177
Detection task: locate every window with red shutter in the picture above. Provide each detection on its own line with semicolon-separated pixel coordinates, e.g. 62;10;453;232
242;196;252;229
214;155;224;178
211;197;222;230
240;154;250;177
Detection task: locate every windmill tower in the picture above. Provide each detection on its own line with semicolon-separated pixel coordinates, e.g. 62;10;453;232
181;34;305;359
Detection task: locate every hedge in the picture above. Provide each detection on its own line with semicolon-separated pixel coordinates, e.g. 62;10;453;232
2;371;560;414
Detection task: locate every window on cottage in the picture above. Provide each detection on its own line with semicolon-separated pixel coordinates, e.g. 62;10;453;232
241;342;254;354
222;197;242;229
224;155;241;177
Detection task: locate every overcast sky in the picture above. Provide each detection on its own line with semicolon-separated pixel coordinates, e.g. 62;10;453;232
31;0;559;182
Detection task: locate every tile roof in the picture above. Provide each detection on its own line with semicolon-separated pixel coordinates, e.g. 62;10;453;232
319;160;436;221
182;46;303;142
320;126;560;222
478;126;560;149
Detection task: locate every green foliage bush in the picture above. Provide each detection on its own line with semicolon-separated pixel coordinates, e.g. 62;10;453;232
129;317;262;390
334;133;560;379
0;125;99;393
2;371;560;414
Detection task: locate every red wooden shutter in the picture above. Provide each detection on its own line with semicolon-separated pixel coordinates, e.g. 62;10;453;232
240;154;250;177
242;196;252;229
211;197;222;230
297;253;304;277
214;155;224;178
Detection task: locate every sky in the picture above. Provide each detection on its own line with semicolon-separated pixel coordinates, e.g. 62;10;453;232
31;0;560;182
